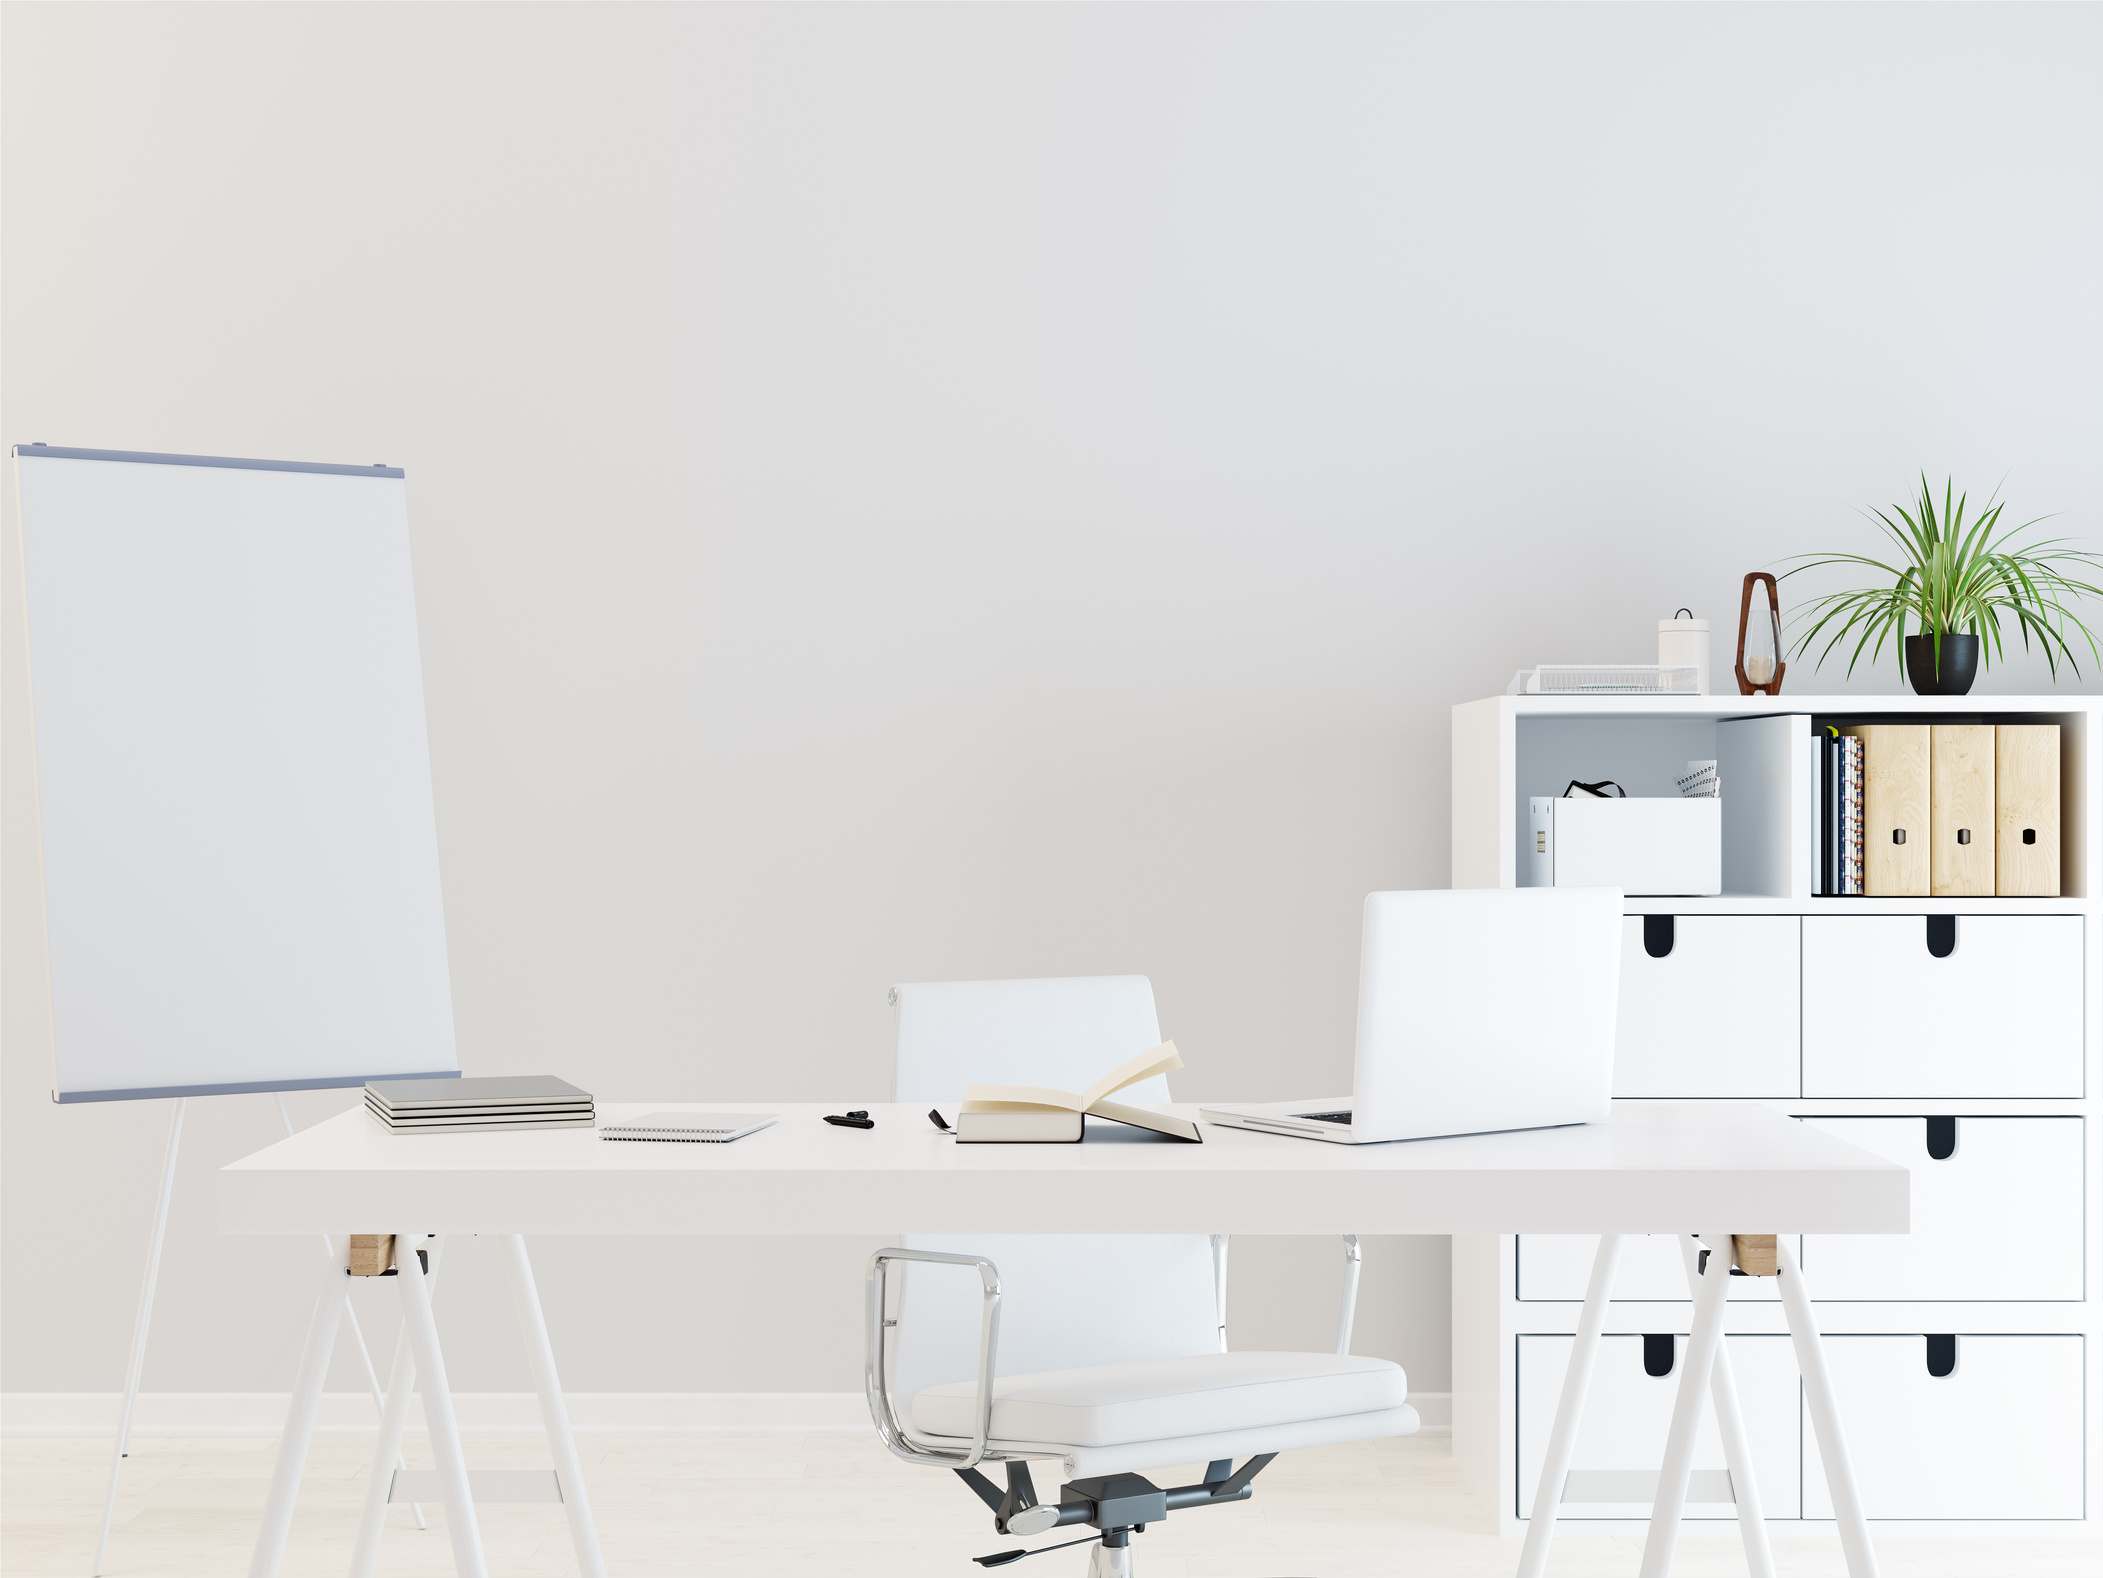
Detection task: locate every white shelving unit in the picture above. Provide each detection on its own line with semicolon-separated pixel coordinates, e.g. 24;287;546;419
1451;692;2099;1537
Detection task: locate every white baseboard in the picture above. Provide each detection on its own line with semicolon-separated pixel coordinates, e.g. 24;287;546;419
2;1390;1451;1438
0;1392;869;1437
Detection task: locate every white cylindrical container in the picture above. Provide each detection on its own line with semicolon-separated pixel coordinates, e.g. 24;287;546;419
1659;611;1710;694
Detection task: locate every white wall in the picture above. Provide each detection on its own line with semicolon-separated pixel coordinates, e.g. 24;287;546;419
4;2;2099;1401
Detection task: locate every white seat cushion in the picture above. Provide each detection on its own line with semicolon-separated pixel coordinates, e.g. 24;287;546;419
911;1350;1407;1449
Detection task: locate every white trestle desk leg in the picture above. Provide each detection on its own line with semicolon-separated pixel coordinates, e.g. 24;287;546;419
94;1096;186;1578
339;1280;424;1530
248;1248;354;1578
1676;1236;1775;1578
503;1235;607;1578
397;1233;487;1578
273;1096;426;1532
1777;1237;1879;1578
348;1307;419;1578
350;1238;447;1578
1516;1233;1623;1578
1636;1231;1733;1578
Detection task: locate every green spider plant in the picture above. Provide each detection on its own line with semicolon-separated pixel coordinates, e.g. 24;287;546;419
1778;475;2103;682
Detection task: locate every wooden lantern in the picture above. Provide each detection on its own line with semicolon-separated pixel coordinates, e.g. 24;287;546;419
1735;572;1786;696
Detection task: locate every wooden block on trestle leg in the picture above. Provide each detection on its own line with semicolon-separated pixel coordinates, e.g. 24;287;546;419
348;1234;395;1276
1732;1234;1778;1276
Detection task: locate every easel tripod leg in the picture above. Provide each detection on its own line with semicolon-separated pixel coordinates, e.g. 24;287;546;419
1636;1231;1733;1578
1776;1237;1879;1578
1675;1235;1775;1578
247;1250;354;1578
1516;1233;1623;1578
92;1096;185;1578
503;1235;606;1578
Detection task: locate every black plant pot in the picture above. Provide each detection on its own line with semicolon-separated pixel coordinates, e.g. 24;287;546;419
1905;633;1979;696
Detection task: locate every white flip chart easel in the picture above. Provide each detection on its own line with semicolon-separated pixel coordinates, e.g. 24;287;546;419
10;445;460;1571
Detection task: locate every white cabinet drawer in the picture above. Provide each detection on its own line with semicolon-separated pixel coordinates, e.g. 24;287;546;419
1801;916;2083;1097
1519;1334;1801;1519
1520;1233;1783;1303
1616;916;1799;1097
1805;1336;2083;1519
1800;1118;2084;1301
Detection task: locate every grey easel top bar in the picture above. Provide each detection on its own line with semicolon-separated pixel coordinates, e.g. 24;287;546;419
54;1069;461;1105
12;443;403;479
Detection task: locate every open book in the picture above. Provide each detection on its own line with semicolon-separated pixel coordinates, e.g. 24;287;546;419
958;1041;1201;1143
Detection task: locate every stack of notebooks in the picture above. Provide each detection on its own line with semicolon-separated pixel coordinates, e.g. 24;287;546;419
365;1075;594;1134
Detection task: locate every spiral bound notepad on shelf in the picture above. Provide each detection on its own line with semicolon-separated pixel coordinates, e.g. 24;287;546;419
1676;760;1720;799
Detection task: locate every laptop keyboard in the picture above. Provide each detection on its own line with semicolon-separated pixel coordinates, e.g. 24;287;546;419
1294;1111;1352;1124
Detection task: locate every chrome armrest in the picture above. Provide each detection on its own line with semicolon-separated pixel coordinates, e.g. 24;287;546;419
1336;1234;1362;1355
1210;1234;1230;1351
865;1246;1002;1469
1210;1233;1360;1354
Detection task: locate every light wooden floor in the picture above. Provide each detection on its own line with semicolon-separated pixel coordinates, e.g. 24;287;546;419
4;1433;2093;1578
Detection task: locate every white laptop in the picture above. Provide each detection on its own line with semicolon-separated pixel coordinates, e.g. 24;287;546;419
1200;887;1622;1144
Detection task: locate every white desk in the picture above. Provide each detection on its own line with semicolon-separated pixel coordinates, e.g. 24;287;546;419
221;1102;1906;1578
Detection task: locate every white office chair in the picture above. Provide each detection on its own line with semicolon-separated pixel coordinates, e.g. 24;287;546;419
867;975;1419;1575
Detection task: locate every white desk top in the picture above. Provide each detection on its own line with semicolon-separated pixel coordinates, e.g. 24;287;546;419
219;1102;1906;1237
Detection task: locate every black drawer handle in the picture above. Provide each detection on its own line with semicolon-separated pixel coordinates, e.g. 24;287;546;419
1926;915;1956;958
1643;915;1675;959
1926;1334;1957;1378
1643;1334;1676;1377
1926;1116;1957;1160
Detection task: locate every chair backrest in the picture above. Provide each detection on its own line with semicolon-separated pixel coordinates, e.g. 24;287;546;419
891;974;1173;1108
888;976;1220;1404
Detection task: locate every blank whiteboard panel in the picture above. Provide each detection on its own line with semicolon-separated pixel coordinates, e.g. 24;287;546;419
13;448;458;1101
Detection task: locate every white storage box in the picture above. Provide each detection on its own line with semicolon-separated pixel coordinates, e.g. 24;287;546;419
1528;797;1721;896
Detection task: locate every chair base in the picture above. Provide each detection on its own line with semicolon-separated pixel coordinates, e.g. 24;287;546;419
965;1458;1281;1573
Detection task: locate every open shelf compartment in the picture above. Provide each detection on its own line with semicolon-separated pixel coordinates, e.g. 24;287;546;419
1463;696;2089;903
